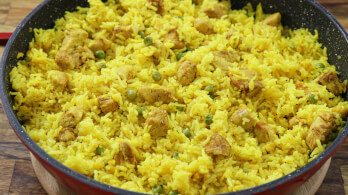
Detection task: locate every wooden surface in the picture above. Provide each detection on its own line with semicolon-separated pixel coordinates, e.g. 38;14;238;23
0;0;348;194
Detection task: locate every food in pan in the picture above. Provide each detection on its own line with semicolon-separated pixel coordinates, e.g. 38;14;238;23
9;0;348;194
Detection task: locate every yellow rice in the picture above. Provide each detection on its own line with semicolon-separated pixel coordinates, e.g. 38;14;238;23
9;0;348;194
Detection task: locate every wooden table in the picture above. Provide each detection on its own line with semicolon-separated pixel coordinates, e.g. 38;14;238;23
1;0;348;194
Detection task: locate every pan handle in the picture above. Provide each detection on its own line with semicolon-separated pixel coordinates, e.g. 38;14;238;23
0;33;12;46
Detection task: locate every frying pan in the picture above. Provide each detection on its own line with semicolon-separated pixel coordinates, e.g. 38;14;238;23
1;0;348;194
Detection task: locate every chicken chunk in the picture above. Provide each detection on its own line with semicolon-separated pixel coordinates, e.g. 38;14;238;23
254;122;276;143
60;29;88;50
59;107;84;128
112;25;134;40
204;4;228;19
194;18;214;34
116;65;135;81
264;13;282;26
115;141;137;165
306;111;337;150
229;69;264;96
55;29;94;69
231;108;256;131
332;102;348;119
148;0;164;14
204;133;231;157
177;61;197;86
59;127;76;142
55;50;81;70
49;70;68;91
89;37;112;51
295;81;310;94
212;51;240;75
153;41;169;65
145;107;169;137
164;28;185;49
319;72;347;96
288;117;305;129
138;86;175;104
98;97;119;114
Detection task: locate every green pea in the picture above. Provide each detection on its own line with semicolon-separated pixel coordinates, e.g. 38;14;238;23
186;47;194;52
138;31;145;38
176;16;183;20
152;71;162;81
243;168;250;173
152;185;163;194
308;94;318;104
168;190;179;195
209;94;215;99
127;90;137;100
329;132;338;141
98;62;107;70
144;36;153;46
316;63;325;69
137;107;145;116
173;152;179;158
95;50;105;59
176;105;185;112
205;113;213;125
204;85;214;93
96;146;105;155
176;52;185;61
183;129;192;138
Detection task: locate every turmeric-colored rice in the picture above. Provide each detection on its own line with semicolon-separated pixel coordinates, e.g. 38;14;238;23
9;0;348;194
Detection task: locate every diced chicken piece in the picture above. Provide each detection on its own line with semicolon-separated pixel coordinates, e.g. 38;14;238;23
177;61;197;86
78;46;95;63
115;141;137;165
295;81;310;94
89;37;112;51
49;70;69;91
145;107;169;137
194;18;214;34
60;29;88;50
319;72;347;96
212;51;240;75
153;41;169;65
288;117;305;129
98;97;119;114
55;29;94;69
332;102;348;119
138;86;175;104
59;127;76;142
306;111;337;150
112;25;134;40
148;0;164;14
254;122;276;143
229;69;264;96
55;50;80;70
164;28;185;49
204;133;231;157
116;65;135;81
264;13;282;26
231;108;256;131
204;4;228;19
59;107;84;128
